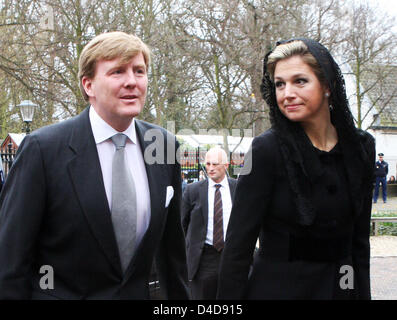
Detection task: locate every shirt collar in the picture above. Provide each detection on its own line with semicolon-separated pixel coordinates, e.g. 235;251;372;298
208;175;228;188
89;106;137;145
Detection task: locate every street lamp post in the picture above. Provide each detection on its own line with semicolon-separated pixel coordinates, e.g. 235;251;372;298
17;100;37;134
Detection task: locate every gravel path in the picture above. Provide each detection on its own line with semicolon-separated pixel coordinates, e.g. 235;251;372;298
370;236;397;257
370;236;397;300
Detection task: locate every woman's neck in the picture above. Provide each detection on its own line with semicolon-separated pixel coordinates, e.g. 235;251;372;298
301;119;338;152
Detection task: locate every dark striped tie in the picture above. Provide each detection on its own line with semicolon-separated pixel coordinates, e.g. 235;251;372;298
213;184;224;251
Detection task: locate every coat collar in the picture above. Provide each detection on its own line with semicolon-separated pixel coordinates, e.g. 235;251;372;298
66;109;170;278
228;177;237;199
121;119;168;278
198;177;236;226
199;179;209;228
67;108;122;274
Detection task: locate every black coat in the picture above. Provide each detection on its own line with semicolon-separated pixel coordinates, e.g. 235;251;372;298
217;129;374;300
0;107;189;299
181;178;237;281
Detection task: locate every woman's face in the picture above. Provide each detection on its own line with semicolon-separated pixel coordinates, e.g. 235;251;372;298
274;55;330;124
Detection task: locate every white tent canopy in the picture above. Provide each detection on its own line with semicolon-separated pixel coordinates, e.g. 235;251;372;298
177;134;253;153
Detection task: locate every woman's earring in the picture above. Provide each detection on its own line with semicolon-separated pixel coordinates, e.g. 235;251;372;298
325;92;333;110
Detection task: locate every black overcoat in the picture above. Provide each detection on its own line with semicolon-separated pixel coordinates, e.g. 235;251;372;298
218;128;374;300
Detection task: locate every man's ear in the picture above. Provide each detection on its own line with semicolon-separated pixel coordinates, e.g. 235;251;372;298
82;76;94;98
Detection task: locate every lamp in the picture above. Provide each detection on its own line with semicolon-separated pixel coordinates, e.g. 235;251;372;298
17;100;37;134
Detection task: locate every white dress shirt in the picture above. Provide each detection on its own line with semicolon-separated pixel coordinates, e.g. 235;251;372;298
89;106;151;248
205;176;232;245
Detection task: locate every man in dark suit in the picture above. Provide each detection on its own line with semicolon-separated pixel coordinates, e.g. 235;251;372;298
181;147;237;299
0;32;188;299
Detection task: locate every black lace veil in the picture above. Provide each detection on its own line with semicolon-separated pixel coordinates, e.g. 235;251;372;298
260;38;373;226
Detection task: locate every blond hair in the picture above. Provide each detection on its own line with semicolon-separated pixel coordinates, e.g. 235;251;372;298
78;31;151;101
267;40;326;87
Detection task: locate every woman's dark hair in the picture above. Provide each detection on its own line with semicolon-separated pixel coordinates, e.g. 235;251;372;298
262;38;359;146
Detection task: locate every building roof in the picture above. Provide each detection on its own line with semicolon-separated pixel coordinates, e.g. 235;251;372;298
0;133;26;150
361;64;397;129
9;133;26;146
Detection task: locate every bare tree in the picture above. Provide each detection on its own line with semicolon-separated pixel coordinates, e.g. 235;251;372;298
340;1;397;129
1;0;396;141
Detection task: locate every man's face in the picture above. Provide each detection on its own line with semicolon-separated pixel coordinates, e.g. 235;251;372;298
205;150;228;183
82;53;148;131
379;156;384;162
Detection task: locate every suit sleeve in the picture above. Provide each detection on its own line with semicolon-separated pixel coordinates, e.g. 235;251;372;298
155;137;189;300
0;135;46;299
181;184;193;237
352;133;375;300
217;134;275;299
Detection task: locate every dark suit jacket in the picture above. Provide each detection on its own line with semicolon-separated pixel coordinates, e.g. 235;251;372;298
0;107;189;299
181;178;237;281
218;129;375;300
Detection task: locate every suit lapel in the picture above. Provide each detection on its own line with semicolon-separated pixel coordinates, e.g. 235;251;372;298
199;180;209;229
228;178;237;201
135;119;167;236
67;108;122;274
122;120;167;276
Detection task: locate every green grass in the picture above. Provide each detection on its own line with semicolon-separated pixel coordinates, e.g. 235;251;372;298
372;211;397;217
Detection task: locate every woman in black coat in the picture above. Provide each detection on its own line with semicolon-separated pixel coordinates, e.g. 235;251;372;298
217;38;375;300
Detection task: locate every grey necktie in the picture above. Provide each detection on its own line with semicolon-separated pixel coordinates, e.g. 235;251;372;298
111;133;137;273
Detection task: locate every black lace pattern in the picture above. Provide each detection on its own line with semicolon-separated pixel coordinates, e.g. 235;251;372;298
260;38;374;226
